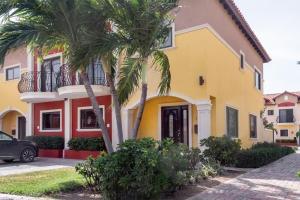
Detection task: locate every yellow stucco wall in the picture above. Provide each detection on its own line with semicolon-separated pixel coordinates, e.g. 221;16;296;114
128;27;265;148
0;70;28;136
2;111;19;135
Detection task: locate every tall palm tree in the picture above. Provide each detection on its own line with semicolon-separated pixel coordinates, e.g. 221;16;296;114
104;0;179;139
0;0;117;153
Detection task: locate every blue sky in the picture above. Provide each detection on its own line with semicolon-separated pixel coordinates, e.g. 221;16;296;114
234;0;300;94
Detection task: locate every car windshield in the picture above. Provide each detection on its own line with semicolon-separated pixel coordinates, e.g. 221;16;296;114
0;132;12;141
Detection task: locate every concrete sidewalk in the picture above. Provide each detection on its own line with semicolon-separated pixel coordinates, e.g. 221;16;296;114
0;157;82;176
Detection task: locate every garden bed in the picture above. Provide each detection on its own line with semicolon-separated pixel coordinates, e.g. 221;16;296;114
64;150;101;160
39;149;63;158
50;170;244;200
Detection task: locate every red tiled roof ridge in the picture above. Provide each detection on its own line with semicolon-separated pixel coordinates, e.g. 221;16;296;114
219;0;271;63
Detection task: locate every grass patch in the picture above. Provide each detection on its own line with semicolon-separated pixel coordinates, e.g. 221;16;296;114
0;168;85;197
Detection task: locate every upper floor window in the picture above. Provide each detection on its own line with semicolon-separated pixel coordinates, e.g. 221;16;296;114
226;107;238;138
240;52;245;69
160;26;173;49
255;70;261;90
249;114;257;138
267;110;274;116
86;59;105;85
279;109;294;123
6;66;20;80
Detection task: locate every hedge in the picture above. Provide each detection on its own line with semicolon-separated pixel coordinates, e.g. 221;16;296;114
68;137;105;151
26;136;64;149
236;143;295;168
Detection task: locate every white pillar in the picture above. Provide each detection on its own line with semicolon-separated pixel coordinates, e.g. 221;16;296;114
122;108;135;140
64;99;72;149
112;104;118;150
197;100;212;148
0;119;2;131
26;103;33;136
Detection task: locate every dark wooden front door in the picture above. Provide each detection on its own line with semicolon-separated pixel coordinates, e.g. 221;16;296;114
18;116;26;140
161;105;189;145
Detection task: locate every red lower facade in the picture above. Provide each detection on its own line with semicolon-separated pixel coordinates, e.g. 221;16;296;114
32;95;112;159
64;150;102;160
38;149;63;158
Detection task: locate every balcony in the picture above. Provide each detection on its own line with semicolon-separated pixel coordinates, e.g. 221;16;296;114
276;116;296;125
56;64;110;99
18;71;60;102
18;64;110;103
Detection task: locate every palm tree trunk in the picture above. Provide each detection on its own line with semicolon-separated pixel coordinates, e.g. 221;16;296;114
132;83;147;139
80;72;114;154
106;73;124;144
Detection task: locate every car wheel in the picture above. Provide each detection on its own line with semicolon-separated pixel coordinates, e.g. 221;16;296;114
20;147;36;163
3;159;14;163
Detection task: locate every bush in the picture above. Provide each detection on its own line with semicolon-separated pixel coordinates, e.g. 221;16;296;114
68;137;105;151
200;136;241;166
26;136;64;149
76;138;220;199
236;143;295;168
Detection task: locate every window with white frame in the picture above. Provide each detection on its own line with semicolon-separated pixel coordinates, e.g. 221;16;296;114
226;107;239;138
160;25;174;49
78;106;104;130
249;114;257;138
280;129;288;137
255;70;261;90
6;66;20;80
41;110;61;131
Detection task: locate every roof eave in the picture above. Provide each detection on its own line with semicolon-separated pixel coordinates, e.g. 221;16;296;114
219;0;271;63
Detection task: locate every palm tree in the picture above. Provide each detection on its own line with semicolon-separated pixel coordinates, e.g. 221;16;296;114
104;0;179;139
0;0;116;153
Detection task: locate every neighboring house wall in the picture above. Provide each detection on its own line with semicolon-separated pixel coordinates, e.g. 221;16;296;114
0;46;29;137
264;92;300;141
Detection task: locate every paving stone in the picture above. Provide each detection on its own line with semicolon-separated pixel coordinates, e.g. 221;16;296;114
188;150;300;200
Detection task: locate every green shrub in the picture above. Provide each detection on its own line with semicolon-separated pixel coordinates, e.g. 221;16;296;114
25;136;64;149
200;136;241;166
76;138;222;199
236;143;295;168
68;137;105;151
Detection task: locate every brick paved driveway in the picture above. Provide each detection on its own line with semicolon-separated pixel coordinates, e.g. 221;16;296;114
189;150;300;200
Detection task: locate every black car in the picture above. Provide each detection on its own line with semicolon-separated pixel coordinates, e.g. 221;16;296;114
0;131;38;163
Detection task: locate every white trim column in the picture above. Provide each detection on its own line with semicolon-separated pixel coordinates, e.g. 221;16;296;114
64;99;72;149
197;100;212;148
122;108;135;140
0;119;2;131
112;104;118;150
26;103;33;136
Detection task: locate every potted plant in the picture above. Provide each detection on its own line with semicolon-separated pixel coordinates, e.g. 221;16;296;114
26;136;64;158
64;137;106;159
296;131;300;146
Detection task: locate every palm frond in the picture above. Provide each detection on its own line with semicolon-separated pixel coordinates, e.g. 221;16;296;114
153;50;171;95
117;57;143;105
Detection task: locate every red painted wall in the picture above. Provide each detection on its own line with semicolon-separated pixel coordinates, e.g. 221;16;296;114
33;101;65;137
71;96;112;138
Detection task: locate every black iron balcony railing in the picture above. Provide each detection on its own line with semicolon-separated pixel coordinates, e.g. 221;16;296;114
18;71;58;93
57;64;108;88
18;64;109;94
276;116;296;123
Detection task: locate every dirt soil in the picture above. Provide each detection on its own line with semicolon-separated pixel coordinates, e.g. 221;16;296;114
49;170;244;200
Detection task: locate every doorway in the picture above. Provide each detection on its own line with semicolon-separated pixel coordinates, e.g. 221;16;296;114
17;116;26;140
161;105;189;145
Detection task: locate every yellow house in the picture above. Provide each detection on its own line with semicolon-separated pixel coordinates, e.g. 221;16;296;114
0;46;31;139
121;0;271;148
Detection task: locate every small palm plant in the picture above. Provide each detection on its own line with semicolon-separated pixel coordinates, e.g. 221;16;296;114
104;0;179;138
